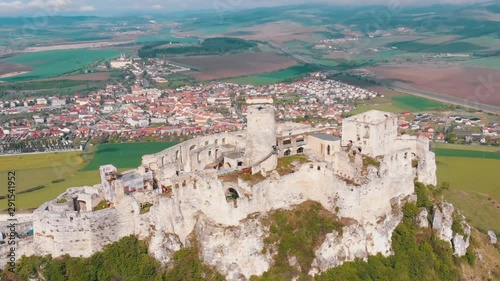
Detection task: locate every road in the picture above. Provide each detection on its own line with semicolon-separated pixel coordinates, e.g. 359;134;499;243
271;43;500;114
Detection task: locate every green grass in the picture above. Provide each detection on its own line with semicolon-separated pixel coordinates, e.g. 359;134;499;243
433;149;500;160
1;49;121;82
5;170;101;210
223;64;320;86
461;57;500;69
391;95;448;111
443;189;500;234
433;143;500;234
389;41;486;53
432;142;500;152
255;201;342;280
437;157;500;201
82;142;177;171
349;103;405;115
136;34;199;43
0;152;84;193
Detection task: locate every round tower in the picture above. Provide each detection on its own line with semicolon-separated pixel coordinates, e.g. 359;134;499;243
245;98;277;174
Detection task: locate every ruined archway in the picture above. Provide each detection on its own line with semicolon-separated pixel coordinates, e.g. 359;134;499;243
227;188;239;199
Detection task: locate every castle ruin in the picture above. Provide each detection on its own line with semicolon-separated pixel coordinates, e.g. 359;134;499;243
2;102;443;280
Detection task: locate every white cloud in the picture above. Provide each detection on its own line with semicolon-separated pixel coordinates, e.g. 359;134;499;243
0;0;493;16
79;5;95;11
0;0;72;13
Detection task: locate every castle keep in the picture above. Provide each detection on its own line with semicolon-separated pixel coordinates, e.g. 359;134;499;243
3;101;442;280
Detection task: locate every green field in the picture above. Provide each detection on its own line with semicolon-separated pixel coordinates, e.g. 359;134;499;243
391;95;448;111
136;34;199;43
223;64;320;86
432;142;500;152
0;151;91;210
1;49;121;82
435;144;500;233
461;56;500;69
437;156;500;234
433;148;500;160
349;103;405;115
349;95;448;115
0;152;85;193
83;142;177;171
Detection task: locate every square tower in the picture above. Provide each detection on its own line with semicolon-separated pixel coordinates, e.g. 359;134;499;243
341;110;398;157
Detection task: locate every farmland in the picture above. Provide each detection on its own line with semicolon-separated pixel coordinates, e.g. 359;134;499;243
82;142;177;171
0;49;121;82
171;52;297;81
350;94;448;115
434;148;500;159
223;64;320;86
391;96;448;111
434;144;500;234
0;151;88;210
388;41;486;53
369;65;500;107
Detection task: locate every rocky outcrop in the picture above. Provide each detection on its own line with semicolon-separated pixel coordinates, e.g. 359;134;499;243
149;231;182;265
487;230;497;244
452;221;471;256
432;203;454;243
416;207;429;228
431;203;471;257
194;215;272;280
309;204;403;276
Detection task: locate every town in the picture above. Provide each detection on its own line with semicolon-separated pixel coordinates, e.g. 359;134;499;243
0;57;499;155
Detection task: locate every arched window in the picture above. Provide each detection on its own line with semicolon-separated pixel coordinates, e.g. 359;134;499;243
327;145;331;155
284;149;291;156
227;188;239;199
297;147;304;154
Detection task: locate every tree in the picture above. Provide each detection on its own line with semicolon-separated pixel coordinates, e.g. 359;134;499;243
445;133;457;144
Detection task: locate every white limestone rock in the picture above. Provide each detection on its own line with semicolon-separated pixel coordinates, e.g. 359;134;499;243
148;230;182;265
309;206;403;276
195;215;271;280
452;234;468;256
487;230;497;244
432;203;454;243
416;207;429;228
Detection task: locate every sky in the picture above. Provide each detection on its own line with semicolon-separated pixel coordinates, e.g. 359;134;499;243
0;0;493;16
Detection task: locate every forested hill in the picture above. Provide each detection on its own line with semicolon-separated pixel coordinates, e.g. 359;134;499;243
138;37;258;58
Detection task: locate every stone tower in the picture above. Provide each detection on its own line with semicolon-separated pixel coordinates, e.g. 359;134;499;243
245;97;277;174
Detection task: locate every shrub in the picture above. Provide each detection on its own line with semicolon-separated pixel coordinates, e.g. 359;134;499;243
93;200;109;211
363;156;380;168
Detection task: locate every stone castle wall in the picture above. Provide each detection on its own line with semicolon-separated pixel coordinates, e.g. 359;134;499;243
22;109;440;280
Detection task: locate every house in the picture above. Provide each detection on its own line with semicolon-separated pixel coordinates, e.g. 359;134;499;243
33;115;44;124
36;98;47;105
